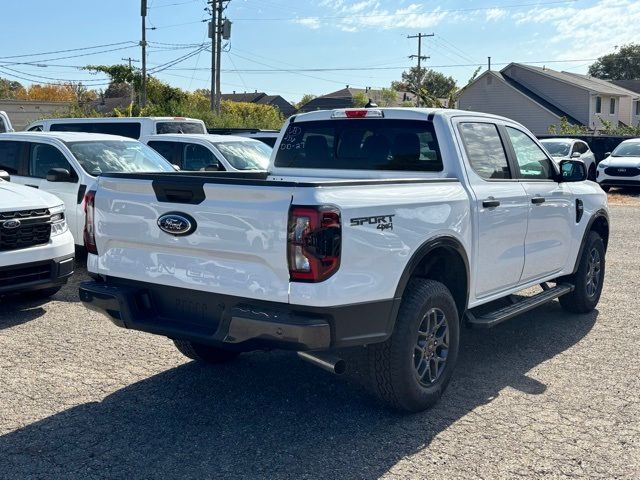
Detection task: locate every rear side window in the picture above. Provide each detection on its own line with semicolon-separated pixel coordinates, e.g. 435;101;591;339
274;119;442;171
156;122;205;134
459;122;511;179
0;141;22;174
50;122;141;139
147;141;181;164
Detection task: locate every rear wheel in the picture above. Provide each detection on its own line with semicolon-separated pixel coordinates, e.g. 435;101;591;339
173;340;240;364
600;185;610;192
560;231;605;313
366;279;460;412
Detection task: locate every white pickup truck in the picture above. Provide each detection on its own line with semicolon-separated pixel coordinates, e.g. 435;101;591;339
0;170;74;299
79;108;609;411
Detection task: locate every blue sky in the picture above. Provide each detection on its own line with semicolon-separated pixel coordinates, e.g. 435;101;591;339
0;0;637;103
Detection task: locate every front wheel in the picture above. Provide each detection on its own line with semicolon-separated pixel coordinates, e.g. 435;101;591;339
366;279;460;412
559;231;605;313
173;340;240;364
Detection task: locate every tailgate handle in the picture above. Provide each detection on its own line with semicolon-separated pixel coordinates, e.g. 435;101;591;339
152;180;205;205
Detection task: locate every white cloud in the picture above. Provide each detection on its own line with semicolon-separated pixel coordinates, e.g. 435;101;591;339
485;8;507;21
293;17;321;29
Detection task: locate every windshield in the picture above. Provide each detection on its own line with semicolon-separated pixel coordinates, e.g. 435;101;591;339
611;142;640;157
156;121;205;134
212;141;272;170
540;141;571;157
66;141;175;176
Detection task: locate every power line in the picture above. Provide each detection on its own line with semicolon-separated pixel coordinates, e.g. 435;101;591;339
0;45;139;66
0;66;111;87
0;41;137;60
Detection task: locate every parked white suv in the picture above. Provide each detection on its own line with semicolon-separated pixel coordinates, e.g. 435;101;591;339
0;132;175;245
145;134;272;171
0;170;74;298
80;108;609;412
540;138;596;180
596;138;640;191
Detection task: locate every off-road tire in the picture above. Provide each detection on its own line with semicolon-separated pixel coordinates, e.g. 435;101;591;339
366;279;460;412
173;340;240;364
559;231;605;313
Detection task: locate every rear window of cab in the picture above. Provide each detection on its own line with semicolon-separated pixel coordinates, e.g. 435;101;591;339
275;119;443;171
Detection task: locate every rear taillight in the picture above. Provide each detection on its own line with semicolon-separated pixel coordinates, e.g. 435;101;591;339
83;190;97;254
288;206;341;282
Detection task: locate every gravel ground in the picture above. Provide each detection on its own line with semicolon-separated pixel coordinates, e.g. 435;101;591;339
0;203;639;480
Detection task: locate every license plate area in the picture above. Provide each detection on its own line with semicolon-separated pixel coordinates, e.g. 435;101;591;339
145;287;225;333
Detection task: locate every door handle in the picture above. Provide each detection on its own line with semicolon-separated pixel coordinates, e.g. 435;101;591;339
531;197;546;204
482;199;500;208
25;184;39;189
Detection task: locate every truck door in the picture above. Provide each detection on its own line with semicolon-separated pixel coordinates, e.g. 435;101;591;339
456;121;529;298
504;126;574;282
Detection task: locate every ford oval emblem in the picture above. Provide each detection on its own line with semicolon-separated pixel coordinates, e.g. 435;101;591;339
2;219;21;230
157;212;197;237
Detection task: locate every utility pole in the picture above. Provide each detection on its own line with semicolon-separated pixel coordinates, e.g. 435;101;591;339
141;0;148;107
122;57;140;106
214;0;224;113
407;32;433;108
208;1;217;111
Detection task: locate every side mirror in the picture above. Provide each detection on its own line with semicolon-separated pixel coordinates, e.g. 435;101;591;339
172;164;181;171
204;162;224;171
0;170;10;182
571;151;581;159
46;168;75;183
604;152;611;157
559;159;587;182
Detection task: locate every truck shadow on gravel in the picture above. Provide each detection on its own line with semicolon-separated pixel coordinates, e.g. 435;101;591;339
0;303;597;479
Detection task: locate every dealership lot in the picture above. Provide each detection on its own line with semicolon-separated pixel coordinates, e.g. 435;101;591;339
0;201;638;479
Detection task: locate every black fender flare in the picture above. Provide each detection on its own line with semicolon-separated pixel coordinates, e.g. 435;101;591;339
572;209;609;274
393;235;470;313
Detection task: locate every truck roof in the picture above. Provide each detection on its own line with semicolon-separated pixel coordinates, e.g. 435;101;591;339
31;116;204;123
0;131;137;143
291;107;518;124
147;133;263;143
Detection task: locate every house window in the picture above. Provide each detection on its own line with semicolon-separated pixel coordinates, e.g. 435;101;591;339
635;100;640;116
595;96;602;114
610;98;616;115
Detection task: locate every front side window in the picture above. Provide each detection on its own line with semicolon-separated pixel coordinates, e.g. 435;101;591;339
30;143;75;179
66;140;173;176
459;122;511;179
506;127;555;180
610;98;616;114
0;117;6;133
0;141;22;174
275;119;442;171
575;142;589;154
595;96;602;114
147;141;180;164
28;125;43;132
183;144;217;171
212;140;272;170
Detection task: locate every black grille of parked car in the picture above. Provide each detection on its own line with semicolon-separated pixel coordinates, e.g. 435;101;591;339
0;262;52;289
604;167;640;177
0;209;52;251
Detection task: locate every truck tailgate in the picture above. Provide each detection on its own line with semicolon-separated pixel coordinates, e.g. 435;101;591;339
93;176;294;303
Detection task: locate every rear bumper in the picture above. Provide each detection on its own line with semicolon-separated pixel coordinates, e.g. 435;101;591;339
0;253;74;295
79;277;398;351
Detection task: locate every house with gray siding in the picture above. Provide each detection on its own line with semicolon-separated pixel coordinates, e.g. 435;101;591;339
458;63;639;135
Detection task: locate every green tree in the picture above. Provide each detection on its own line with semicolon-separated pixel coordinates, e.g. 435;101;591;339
295;93;316;109
392;67;457;106
351;91;368;107
84;64;142;103
378;87;398;107
0;78;25;99
588;44;640;80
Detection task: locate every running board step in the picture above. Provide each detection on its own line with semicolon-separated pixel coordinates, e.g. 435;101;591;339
466;283;574;328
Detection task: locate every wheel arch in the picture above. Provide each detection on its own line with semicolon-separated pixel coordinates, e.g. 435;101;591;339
394;236;470;319
573;209;609;274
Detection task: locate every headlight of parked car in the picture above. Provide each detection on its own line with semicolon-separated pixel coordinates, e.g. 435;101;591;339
50;205;68;236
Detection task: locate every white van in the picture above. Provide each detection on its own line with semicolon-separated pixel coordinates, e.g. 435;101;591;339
25;116;206;141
